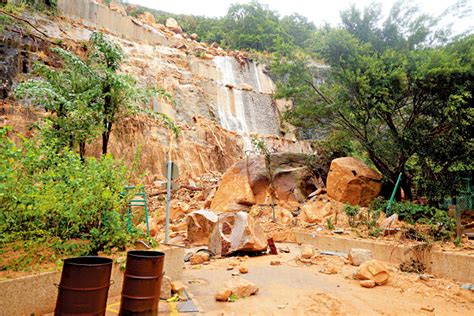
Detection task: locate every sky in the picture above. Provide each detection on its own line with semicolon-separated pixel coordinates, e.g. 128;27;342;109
127;0;473;34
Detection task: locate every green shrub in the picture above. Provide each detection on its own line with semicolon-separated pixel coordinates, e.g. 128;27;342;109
0;127;141;269
343;204;360;227
369;197;454;241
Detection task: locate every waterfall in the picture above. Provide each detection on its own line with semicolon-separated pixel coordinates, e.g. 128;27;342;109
213;56;280;152
251;62;262;93
214;56;252;151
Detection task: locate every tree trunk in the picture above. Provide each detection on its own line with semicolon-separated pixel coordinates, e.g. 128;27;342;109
399;172;413;201
101;122;112;155
79;141;86;162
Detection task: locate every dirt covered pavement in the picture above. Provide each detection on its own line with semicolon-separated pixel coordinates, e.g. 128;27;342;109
181;243;473;315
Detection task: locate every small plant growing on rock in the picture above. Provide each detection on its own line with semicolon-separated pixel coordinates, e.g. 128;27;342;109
343;204;360;227
326;218;335;230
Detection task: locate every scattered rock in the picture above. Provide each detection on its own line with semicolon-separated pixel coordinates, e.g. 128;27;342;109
270;260;281;265
240;83;253;91
165;17;182;33
138;11;155;25
216;278;259;301
186;210;218;245
215;289;232;301
275;207;293;225
278;246;290;253
231;272;240;276
300;244;314;259
189;252;210;265
190;33;198;40
171;281;185;294
160;275;172;300
227;265;234;270
421;305;435;312
170;221;187;232
169;200;190;221
381;213;398;229
239;266;248;274
326;157;382;206
320;266;338;275
348;248;373;266
108;2;127;15
355;259;389;285
209;212;267;256
359;280;376;288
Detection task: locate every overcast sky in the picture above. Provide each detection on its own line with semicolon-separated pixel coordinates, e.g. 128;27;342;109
127;0;473;34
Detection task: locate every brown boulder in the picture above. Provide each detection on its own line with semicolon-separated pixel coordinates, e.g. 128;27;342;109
348;248;373;266
208;212;267;256
299;198;343;224
326;157;382;206
300;244;314;259
138;11;155;25
189;252;210;265
216;278;259;301
210;164;255;212
186;210;218;245
355;259;389;285
359;280;376;288
212;153;324;212
215;289;232;301
166;17;182;33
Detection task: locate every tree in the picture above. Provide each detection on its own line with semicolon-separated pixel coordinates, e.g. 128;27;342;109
16;32;177;157
222;1;289;52
15;47;103;160
273;2;473;201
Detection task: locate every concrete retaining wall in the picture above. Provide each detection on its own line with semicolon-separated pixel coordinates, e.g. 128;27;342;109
57;0;170;46
295;232;474;283
0;247;184;316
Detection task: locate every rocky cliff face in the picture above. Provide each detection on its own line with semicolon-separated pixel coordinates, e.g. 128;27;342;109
1;0;313;181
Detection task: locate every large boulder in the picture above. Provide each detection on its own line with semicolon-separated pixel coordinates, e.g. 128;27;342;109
209;212;267;256
211;153;325;212
186;210;218;245
165;17;182;33
138;11;155;25
326;157;382;206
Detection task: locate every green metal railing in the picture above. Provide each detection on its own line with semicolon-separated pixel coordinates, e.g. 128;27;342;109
121;185;151;238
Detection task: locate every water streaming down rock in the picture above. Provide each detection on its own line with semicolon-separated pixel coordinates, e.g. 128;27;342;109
213;56;280;151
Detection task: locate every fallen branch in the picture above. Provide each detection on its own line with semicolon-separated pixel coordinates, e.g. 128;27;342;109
0;10;51;38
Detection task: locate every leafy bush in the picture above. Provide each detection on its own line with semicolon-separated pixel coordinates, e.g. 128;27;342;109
0;127;140;269
369;197;455;241
343;204;360;227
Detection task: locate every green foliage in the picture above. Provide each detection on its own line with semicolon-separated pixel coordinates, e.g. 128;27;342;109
15;32;178;156
343;204;360;227
0;127;140;270
273;1;473;202
128;1;315;55
369;227;383;238
325;217;335;230
228;293;238;302
15;46;103;159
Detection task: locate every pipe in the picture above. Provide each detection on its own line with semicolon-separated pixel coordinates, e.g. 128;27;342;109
386;172;402;215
